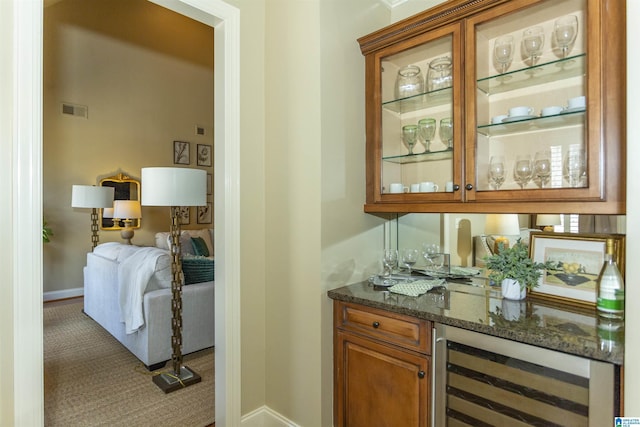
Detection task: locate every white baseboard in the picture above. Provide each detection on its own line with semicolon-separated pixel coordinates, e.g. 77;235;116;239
43;287;84;302
242;405;301;427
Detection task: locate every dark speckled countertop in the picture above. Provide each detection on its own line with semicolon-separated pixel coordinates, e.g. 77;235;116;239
328;278;624;365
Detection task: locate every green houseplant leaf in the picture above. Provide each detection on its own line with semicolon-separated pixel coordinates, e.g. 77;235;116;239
484;238;553;291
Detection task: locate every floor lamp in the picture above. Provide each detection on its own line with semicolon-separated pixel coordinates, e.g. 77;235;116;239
71;185;115;250
141;167;207;393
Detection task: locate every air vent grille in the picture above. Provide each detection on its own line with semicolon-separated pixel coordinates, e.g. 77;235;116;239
61;103;88;118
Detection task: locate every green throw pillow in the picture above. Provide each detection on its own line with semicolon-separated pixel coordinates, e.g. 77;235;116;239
191;237;210;257
182;257;214;285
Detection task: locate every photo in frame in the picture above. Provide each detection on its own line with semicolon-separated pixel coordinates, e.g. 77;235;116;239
197;202;212;224
529;232;625;307
173;141;190;165
178;206;190;225
197;144;212;167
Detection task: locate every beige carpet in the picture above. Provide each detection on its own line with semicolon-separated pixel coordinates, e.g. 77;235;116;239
44;302;214;427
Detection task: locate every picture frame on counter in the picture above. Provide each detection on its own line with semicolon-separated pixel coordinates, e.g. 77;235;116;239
529;232;626;307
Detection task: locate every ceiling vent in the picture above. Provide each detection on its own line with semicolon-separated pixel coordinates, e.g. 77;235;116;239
61;102;88;119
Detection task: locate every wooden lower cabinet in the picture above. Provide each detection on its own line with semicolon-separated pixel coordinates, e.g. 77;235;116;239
334;301;432;427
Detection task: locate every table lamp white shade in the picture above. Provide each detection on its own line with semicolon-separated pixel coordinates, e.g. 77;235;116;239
103;207;115;219
485;214;520;236
113;200;142;219
536;214;561;226
141;167;207;207
71;185;114;208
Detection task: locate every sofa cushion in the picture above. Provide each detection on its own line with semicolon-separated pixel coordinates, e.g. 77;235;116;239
182;255;214;285
191;237;210;257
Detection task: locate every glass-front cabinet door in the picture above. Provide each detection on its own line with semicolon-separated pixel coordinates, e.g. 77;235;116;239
368;23;463;204
359;0;624;215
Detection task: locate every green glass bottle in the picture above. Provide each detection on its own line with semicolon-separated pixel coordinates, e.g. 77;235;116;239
596;239;624;319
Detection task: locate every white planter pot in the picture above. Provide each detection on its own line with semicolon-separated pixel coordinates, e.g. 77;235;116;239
501;278;526;300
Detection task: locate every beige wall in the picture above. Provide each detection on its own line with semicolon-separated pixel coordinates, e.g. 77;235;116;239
43;0;214;294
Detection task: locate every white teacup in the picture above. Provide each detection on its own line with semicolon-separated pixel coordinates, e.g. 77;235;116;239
389;183;408;194
419;181;439;192
568;95;586;110
410;183;421;193
445;181;454;192
541;105;563;116
491;114;508;124
508;106;534;117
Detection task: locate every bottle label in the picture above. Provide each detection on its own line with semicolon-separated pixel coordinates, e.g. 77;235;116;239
597;297;624;312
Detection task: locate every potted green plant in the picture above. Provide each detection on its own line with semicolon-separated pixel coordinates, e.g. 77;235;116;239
43;219;53;243
484;238;553;300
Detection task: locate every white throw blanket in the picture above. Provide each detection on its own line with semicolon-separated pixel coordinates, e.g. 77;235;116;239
118;246;167;334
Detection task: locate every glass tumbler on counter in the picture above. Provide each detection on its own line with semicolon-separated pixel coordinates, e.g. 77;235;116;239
427;56;452;92
394;65;424;99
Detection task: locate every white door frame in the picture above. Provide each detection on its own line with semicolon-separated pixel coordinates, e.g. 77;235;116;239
8;0;242;425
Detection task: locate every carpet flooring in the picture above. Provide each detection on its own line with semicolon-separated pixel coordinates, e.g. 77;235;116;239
44;301;214;426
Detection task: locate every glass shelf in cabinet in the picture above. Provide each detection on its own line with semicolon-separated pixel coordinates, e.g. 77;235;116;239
477;110;585;137
382;148;453;164
477;54;585;95
382;87;452;114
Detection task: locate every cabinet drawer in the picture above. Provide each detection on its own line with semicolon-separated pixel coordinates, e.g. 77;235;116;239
334;301;430;354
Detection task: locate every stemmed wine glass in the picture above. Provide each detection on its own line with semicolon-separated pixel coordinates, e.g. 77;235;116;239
401;248;420;274
554;15;578;58
494;35;514;75
382;249;398;276
418;118;436;153
513;154;533;189
522;26;545;68
533;150;551;188
563;148;586;187
422;243;443;273
488;155;506;190
402;124;418;155
439;118;453;149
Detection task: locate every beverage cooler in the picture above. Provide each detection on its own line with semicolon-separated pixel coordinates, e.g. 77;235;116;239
431;324;619;427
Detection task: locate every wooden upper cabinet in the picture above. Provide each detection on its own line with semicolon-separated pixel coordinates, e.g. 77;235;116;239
358;0;625;214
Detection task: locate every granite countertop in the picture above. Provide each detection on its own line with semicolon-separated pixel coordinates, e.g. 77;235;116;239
328;277;624;365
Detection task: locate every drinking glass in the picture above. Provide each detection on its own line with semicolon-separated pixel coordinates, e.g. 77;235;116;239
494;35;514;74
401;248;420;274
382;249;398;276
426;56;452;92
522;26;545;67
439;118;453;148
418;118;436;153
394;65;424;99
422;243;444;272
488;155;506;190
513;154;533;189
563;148;586;187
402;124;418;155
533;150;552;188
554;15;578;58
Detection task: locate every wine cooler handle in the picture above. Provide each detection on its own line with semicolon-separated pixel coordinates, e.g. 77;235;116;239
431;327;444;427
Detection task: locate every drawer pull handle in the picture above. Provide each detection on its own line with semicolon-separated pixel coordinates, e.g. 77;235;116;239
418;371;425;379
372;321;380;328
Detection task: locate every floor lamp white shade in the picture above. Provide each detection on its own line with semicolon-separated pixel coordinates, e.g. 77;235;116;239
141;167;206;207
71;185;114;208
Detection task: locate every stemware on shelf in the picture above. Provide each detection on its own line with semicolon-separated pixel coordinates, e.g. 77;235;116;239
422;243;444;273
563;147;586;187
522;26;545;67
402;124;418;155
533;150;552;188
401;248;420;274
426;56;452;92
494;34;514;75
418;118;436;152
554;15;578;58
488;155;506;190
439;118;453;149
382;249;398;276
513;154;533;189
394;65;424;99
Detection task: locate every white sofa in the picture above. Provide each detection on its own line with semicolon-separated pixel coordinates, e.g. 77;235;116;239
83;230;214;370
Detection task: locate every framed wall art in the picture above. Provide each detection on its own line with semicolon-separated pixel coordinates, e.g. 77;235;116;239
197;144;212;167
207;173;212;195
178;206;190;225
529;232;625;307
174;141;190;165
197;202;212;224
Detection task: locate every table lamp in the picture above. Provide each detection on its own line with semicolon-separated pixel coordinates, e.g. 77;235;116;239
536;214;561;232
71;185;115;250
113;200;142;244
141;167;206;393
485;214;520;253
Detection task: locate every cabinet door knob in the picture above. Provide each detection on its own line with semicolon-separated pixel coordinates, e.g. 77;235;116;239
453;184;460;191
417;370;425;379
372;321;380;328
465;184;473;191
